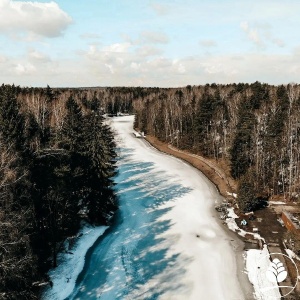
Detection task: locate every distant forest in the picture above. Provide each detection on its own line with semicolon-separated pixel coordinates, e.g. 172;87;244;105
1;82;300;298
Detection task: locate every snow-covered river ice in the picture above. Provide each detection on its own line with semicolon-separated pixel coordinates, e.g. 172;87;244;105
62;116;253;300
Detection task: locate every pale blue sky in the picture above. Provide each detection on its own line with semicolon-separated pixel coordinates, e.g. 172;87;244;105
0;0;299;87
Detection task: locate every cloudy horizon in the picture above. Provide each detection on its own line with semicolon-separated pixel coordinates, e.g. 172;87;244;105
0;0;300;87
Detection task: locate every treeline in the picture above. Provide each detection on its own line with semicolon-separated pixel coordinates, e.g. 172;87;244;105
133;82;300;212
17;86;161;117
0;85;117;299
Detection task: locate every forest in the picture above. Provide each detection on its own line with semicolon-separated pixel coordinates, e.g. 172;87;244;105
133;82;300;212
1;82;300;298
0;85;121;299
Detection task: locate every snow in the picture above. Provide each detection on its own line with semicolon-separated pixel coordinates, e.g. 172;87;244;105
226;191;237;198
246;245;281;299
225;209;265;242
285;248;296;259
268;201;286;205
227;207;238;218
226;218;240;231
245;211;254;215
109;116;249;300
285;248;300;262
42;224;108;300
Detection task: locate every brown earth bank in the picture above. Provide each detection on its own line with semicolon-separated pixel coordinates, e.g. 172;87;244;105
144;134;300;299
145;135;237;202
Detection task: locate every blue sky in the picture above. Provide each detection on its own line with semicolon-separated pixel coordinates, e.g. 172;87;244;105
0;0;300;87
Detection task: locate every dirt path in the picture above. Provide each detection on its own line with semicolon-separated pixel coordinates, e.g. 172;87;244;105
145;135;237;202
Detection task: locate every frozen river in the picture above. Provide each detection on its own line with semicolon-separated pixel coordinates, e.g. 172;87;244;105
65;116;251;300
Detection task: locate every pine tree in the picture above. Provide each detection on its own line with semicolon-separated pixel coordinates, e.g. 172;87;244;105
237;169;259;212
230;97;256;179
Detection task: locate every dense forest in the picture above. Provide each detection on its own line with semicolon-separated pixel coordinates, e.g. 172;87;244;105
0;85;119;299
133;82;300;212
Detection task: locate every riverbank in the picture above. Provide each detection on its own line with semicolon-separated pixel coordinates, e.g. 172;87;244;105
143;135;258;297
143;134;283;299
145;135;237;202
42;224;108;300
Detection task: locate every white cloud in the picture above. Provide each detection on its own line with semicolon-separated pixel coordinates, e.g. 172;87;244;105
240;21;285;49
0;0;72;38
136;46;163;57
15;63;36;75
80;33;101;40
130;62;140;71
28;49;50;63
2;41;300;88
150;3;170;16
81;40;300;87
272;38;285;47
199;40;217;47
137;31;169;44
104;64;114;74
0;54;7;63
102;43;131;53
240;21;262;47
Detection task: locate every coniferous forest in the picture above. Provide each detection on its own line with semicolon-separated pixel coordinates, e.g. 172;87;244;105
0;85;121;299
1;82;300;298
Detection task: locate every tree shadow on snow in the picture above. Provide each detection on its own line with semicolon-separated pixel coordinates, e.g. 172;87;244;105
67;148;193;300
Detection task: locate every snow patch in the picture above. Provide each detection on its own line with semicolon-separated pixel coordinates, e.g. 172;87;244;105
226;191;237;198
42;224;108;300
246;245;281;299
268;201;286;205
227;207;238;218
285;248;300;262
225;212;265;242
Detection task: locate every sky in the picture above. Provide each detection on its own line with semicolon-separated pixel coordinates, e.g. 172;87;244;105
0;0;300;87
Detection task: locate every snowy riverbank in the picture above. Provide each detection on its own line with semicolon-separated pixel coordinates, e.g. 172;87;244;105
42;224;108;300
